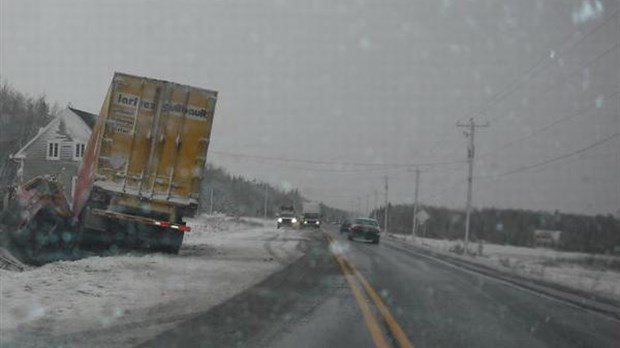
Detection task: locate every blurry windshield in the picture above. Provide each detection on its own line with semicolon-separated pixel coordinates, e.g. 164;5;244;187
1;1;618;347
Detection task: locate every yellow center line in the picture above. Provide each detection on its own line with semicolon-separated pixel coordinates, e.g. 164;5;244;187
326;233;415;348
326;234;389;347
332;249;390;348
346;257;415;348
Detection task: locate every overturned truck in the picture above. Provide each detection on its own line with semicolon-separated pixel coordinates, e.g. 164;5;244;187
1;73;218;264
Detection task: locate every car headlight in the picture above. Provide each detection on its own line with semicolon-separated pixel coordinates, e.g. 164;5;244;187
304;221;308;224
292;218;298;223
315;221;320;225
277;218;283;223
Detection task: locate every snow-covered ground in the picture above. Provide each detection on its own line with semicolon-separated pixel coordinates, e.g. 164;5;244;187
0;215;307;347
388;234;620;302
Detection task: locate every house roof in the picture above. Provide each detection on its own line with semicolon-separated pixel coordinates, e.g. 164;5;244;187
68;107;97;129
12;107;95;158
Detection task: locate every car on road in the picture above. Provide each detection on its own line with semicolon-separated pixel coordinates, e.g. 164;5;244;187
347;217;380;244
339;220;351;234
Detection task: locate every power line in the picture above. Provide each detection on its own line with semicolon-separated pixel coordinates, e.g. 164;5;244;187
438;10;620;163
487;41;619;129
213;155;421;176
477;89;620;160
486;40;619;126
210;150;465;168
421;178;466;203
478;132;620;179
463;9;619;122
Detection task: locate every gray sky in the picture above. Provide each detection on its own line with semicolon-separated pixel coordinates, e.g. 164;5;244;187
1;0;619;215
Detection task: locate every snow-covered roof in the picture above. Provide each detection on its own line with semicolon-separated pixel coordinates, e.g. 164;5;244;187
12;107;95;158
68;107;97;129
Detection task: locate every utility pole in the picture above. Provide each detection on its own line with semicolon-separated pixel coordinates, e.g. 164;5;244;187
373;190;378;218
412;168;421;241
263;184;268;219
209;188;214;215
457;117;489;253
365;194;370;217
384;175;389;234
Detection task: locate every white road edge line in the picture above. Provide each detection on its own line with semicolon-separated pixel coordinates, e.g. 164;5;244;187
382;237;620;324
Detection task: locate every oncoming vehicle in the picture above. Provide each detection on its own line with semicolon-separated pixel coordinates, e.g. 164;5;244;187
277;212;297;229
277;205;297;229
302;202;321;229
347;217;380;244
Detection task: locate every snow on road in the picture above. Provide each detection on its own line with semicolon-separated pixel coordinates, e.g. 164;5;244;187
0;215;307;347
388;235;620;302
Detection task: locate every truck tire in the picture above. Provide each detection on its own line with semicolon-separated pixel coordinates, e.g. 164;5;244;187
160;228;184;254
76;204;110;252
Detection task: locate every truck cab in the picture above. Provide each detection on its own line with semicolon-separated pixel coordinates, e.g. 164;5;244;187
301;202;321;229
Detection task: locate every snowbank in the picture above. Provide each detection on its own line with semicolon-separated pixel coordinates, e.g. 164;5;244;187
0;215;306;347
388;235;620;302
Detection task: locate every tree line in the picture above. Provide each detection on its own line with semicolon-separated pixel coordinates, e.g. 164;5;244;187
200;164;350;221
201;164;304;217
0;80;59;189
373;204;620;254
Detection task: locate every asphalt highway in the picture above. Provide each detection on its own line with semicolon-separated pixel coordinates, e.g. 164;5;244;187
142;226;620;348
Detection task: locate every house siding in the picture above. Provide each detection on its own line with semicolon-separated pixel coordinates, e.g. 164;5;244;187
19;115;90;202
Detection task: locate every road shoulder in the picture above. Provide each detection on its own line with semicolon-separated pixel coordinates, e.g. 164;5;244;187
383;235;620;321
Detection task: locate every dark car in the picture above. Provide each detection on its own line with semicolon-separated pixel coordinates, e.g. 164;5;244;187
347;217;380;244
339;220;351;233
277;213;298;229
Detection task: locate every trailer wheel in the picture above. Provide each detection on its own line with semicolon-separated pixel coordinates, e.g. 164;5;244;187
160;228;184;254
76;206;105;251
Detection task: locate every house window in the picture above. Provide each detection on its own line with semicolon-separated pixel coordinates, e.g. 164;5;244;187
47;142;60;160
74;143;85;160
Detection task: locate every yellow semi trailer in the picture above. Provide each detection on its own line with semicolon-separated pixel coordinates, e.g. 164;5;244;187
73;73;218;253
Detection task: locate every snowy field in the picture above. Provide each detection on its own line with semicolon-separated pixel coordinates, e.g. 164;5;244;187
388;234;620;302
0;215;307;347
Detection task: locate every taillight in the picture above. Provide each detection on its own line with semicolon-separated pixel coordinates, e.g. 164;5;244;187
156;220;190;232
155;221;171;228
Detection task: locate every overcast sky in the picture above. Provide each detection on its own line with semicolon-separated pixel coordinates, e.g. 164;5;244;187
1;0;619;215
